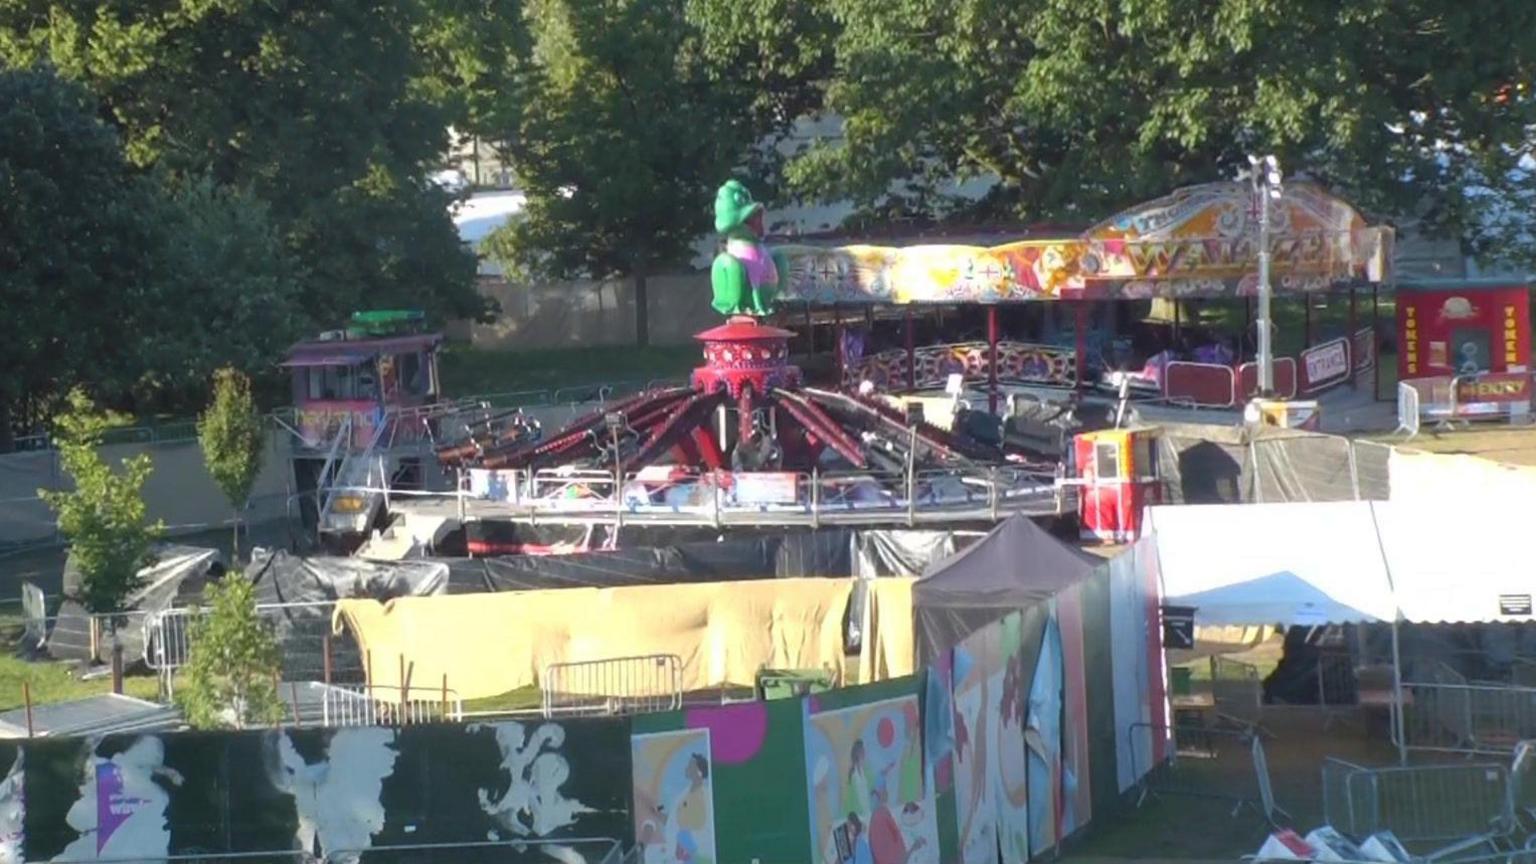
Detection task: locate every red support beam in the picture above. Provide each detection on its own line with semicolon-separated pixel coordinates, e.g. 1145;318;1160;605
691;426;724;470
478;388;680;469
737;385;755;445
773;390;866;468
620;392;723;473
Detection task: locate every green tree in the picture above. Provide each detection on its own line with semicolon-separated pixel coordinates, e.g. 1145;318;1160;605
787;0;1536;249
199;369;267;558
0;68;161;450
0;0;493;331
134;178;309;410
482;0;795;346
0;67;309;446
39;390;165;618
176;576;284;730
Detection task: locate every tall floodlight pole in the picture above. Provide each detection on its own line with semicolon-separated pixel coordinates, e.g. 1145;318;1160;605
1249;154;1283;396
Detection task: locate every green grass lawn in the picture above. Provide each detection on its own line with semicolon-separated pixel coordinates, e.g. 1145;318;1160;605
0;613;160;712
437;343;699;402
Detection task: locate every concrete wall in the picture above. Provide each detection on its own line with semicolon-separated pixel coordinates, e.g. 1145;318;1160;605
458;273;717;349
0;431;294;548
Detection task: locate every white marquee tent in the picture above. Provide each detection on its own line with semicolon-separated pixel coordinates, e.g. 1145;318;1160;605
1144;500;1534;762
1147;501;1533;628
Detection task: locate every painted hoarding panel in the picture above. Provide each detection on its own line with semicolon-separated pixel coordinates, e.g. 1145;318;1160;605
632;729;716;864
17;721;629;864
803;693;939;864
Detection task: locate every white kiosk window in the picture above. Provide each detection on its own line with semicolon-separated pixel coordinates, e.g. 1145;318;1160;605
1094;442;1120;480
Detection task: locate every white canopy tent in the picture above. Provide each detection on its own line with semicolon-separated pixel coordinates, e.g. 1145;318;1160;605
1144;500;1535;762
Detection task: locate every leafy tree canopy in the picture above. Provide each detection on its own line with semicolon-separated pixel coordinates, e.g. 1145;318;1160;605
0;67;306;444
783;0;1536;251
0;0;491;330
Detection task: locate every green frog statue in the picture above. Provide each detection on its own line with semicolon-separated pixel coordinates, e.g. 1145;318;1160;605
710;180;788;317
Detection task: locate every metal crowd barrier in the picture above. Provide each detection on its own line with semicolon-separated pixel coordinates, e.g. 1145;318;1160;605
320;683;463;727
1322;757;1516;845
1211;655;1265;732
1125;721;1283;825
1401;680;1536;756
541;653;683;718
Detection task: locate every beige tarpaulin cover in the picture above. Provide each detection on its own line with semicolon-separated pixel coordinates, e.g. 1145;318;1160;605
858;577;917;683
334;577;858;699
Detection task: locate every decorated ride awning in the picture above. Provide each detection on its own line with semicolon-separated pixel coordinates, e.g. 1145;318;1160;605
281;333;443;368
778;181;1393;304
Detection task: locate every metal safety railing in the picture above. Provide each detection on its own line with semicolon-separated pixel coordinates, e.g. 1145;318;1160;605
439;462;1068;527
1396;381;1422;438
1210;655;1265;732
1125;722;1284;825
320;683;463;727
1400;680;1536;756
1322;756;1517;846
541;653;683;719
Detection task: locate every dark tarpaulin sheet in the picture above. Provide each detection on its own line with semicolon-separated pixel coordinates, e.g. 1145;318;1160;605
244;549;449;682
448;530;860;592
912;514;1101;665
1154;422;1378;506
48;545;222;666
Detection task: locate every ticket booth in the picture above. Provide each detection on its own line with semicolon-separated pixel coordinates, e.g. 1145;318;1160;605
1397;280;1531;380
1073;427;1160;543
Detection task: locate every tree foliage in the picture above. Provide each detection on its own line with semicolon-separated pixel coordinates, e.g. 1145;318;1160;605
176;575;284;730
786;0;1536;247
0;69;160;448
0;0;491;336
38;390;164;617
482;0;808;345
0;67;307;445
199;369;266;556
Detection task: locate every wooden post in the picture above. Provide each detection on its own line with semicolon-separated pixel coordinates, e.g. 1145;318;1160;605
290;682;304;728
111;642;124;695
398;655;408;724
365;650;374;703
441;673;449;718
987;305;1000;414
323;634;333;686
22;682;34;737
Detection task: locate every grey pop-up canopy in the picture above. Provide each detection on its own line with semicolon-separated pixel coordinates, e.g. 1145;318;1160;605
912;513;1102;663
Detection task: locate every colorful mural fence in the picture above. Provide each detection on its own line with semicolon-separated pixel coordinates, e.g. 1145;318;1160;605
2;720;630;864
779;181;1392;304
627;548;1161;864
2;556;1162;864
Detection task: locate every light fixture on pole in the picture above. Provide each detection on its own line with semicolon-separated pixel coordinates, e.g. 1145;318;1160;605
1248;154;1283;397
